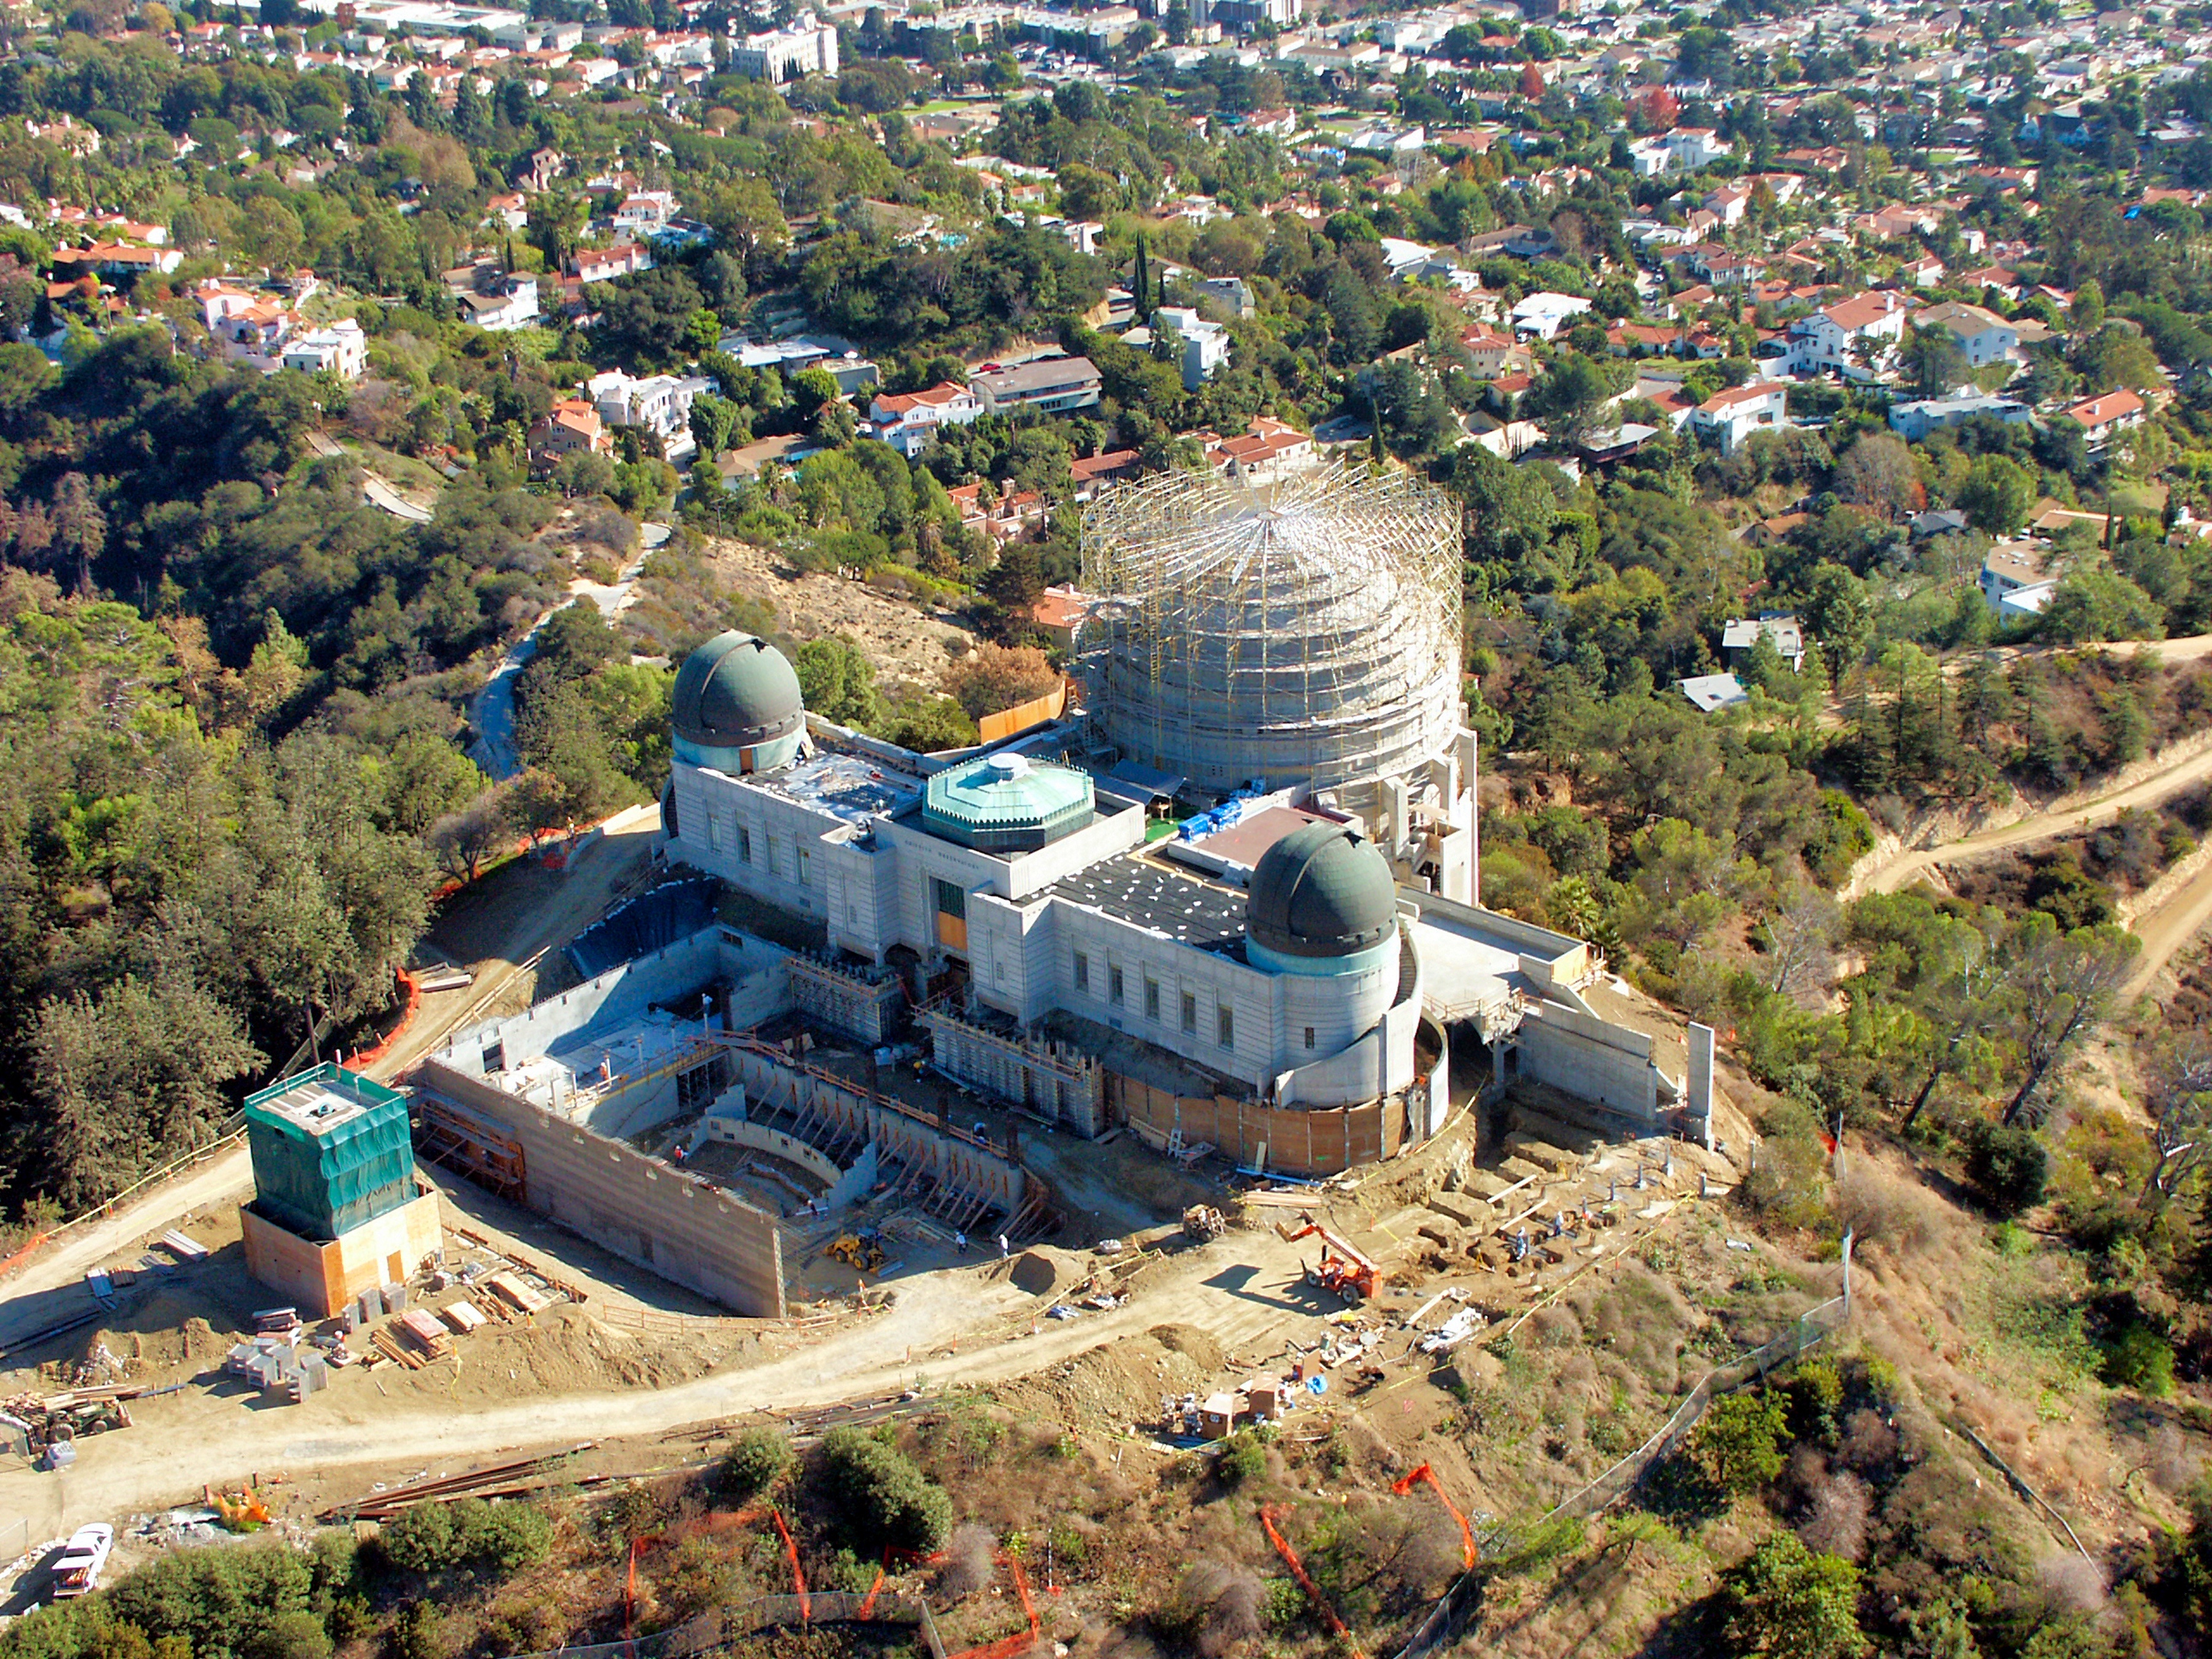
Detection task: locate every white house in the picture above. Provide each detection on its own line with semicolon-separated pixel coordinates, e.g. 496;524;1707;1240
461;275;539;332
1888;392;2032;442
728;17;837;82
1981;543;2058;618
1915;301;2020;369
589;369;712;461
868;380;985;457
1691;381;1788;455
1664;127;1732;170
281;319;367;380
1155;305;1231;391
613;192;680;237
1510;291;1594;340
1784;290;1909;376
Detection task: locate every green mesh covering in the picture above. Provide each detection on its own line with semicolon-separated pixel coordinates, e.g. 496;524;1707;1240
244;1063;415;1241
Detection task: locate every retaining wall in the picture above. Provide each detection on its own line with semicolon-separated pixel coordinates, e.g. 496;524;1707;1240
1109;1072;1405;1175
412;1060;786;1317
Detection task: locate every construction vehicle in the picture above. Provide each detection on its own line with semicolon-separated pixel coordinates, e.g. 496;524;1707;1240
1273;1216;1379;1302
1182;1205;1227;1242
827;1233;885;1273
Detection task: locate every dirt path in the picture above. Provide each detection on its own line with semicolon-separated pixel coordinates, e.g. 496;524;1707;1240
1865;739;2212;896
2125;853;2212;998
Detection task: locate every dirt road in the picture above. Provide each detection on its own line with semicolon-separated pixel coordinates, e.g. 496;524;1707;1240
0;1228;1324;1539
1864;739;2212;896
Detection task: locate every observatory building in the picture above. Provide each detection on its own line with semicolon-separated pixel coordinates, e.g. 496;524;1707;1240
1078;464;1477;902
643;465;1694;1180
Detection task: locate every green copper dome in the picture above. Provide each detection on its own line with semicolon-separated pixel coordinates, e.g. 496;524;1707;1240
922;751;1094;853
1247;822;1396;959
672;631;805;755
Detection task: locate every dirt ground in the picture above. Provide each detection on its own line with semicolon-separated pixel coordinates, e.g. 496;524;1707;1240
698;536;975;697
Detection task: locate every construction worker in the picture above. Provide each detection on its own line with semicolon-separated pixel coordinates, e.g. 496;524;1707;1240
955;1230;967;1254
998;1233;1010;1258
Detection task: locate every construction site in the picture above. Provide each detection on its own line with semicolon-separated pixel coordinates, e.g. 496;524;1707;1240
0;466;1766;1655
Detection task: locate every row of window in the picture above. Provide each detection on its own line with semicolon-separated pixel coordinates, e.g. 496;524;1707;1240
700;810;811;887
1067;949;1317;1054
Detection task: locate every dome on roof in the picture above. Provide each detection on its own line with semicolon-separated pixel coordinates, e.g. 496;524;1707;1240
1246;822;1397;959
672;632;805;753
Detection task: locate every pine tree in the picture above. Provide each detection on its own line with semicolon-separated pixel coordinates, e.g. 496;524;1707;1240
1132;232;1150;317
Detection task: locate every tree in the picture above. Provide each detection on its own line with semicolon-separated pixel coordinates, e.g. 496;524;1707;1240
793;637;880;730
1719;1532;1866;1659
944;643;1061;719
1902;326;1972;396
689;393;742;461
1524;351;1621;452
1831;433;1921;520
1995;916;2136;1125
2070;277;2104;332
1691;1389;1789;1496
1957;454;2035;537
427;787;515;884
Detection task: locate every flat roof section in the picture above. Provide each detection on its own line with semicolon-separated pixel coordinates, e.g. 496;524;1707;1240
755;751;921;825
1411;914;1520;1024
1049;855;1249;951
245;1066;404;1137
1183;804;1328;871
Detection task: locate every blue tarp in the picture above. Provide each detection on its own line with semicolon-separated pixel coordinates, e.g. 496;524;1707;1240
565;880;720;978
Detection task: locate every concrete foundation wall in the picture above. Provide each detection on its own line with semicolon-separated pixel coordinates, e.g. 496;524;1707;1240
1110;1072;1404;1175
413;1060;786;1317
242;1187;444;1319
786;955;905;1046
1517;998;1660;1122
433;928;789;1077
724;1046;1027;1213
920;1006;1106;1135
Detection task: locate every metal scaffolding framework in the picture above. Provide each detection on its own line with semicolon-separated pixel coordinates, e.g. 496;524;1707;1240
1078;461;1463;795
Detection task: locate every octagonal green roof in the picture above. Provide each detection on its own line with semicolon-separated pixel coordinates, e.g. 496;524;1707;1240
922;752;1094;853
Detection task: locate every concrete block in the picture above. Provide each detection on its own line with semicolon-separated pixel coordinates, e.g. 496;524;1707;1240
1502;1134;1577;1173
1427;1194;1485;1228
1498;1156;1547;1184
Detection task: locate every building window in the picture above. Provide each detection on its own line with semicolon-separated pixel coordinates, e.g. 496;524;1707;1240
705;814;721;852
1304;1027;1316;1050
1182;991;1197;1033
1145;978;1160;1019
765;834;777;876
1074;952;1089;992
738;826;752;864
1109;964;1124;1005
934;879;967;920
1217;1005;1234;1050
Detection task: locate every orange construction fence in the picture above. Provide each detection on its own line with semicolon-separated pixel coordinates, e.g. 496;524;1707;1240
1258;1506;1368;1659
1390;1463;1477;1569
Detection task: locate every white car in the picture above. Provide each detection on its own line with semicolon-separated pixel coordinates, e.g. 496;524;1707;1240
50;1524;112;1599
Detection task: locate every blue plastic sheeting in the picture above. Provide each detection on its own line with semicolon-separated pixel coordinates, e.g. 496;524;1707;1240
566;879;721;978
1177;792;1265;842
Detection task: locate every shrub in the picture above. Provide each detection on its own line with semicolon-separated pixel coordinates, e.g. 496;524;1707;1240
1691;1389;1790;1497
1217;1429;1269;1488
723;1428;793;1500
390;1603;445;1659
242;1612;331;1659
820;1427;952;1553
455;1501;554;1572
937;1524;997;1601
377;1504;459;1574
1153;1561;1268;1658
2100;1324;2176;1396
1965;1121;2050;1217
1719;1532;1865;1659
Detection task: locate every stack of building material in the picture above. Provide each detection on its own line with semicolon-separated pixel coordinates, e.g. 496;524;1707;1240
485;1272;551;1316
396;1310;453;1358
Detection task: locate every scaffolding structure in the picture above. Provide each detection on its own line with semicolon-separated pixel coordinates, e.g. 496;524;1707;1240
1078;461;1463;796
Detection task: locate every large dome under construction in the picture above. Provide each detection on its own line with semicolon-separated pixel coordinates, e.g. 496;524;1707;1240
1078;461;1463;795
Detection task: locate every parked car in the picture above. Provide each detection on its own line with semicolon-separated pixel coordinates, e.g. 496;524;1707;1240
51;1524;112;1598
